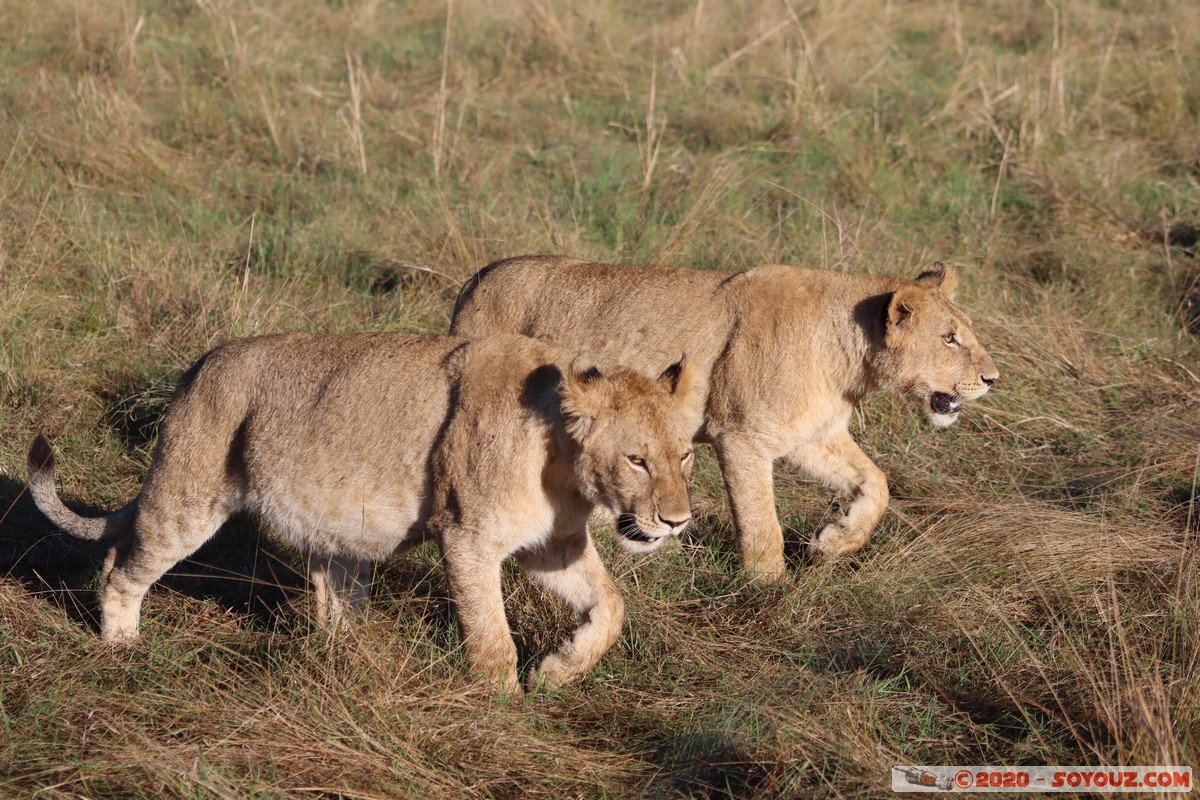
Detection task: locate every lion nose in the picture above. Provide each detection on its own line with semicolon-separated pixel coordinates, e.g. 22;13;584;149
982;374;997;387
658;513;691;530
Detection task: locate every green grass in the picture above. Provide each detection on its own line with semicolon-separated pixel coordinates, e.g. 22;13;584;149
1;0;1198;796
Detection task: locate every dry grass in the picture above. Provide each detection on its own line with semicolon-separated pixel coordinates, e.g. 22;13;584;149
1;0;1198;797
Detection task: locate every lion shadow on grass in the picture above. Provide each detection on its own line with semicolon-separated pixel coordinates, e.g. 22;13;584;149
0;472;308;633
650;729;772;799
0;472;458;642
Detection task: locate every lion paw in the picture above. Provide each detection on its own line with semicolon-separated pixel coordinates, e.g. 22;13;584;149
746;555;787;582
808;522;869;562
807;541;835;563
526;655;578;691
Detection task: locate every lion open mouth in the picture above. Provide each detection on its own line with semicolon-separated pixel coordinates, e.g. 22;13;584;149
617;514;662;544
930;392;961;416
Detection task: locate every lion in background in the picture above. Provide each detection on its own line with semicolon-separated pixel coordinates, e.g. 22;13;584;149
28;332;701;692
452;257;999;580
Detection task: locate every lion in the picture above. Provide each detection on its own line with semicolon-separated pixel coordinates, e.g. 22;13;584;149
27;332;701;692
451;257;999;580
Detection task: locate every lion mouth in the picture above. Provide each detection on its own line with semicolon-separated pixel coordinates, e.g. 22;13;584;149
930;392;961;416
617;514;662;544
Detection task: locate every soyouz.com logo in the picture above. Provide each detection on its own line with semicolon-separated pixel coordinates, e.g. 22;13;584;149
891;766;1192;793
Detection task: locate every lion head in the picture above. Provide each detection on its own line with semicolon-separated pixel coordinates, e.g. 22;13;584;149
877;263;1000;428
558;356;703;553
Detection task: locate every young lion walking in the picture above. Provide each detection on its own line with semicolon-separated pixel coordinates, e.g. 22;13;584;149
28;332;701;691
452;257;999;580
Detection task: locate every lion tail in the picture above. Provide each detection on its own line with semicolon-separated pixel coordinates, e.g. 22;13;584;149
27;434;137;541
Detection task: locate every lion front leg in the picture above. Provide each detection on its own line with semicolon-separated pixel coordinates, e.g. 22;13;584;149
440;532;520;694
785;429;889;561
518;529;625;691
715;435;787;581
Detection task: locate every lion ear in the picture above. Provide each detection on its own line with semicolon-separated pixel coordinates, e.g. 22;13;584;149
558;361;609;439
657;354;693;396
660;353;705;432
915;261;958;299
886;287;926;338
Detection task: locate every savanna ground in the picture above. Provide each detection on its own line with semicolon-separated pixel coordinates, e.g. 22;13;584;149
0;0;1197;796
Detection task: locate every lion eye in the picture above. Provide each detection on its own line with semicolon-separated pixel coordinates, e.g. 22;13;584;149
681;450;694;464
943;333;960;347
627;455;647;470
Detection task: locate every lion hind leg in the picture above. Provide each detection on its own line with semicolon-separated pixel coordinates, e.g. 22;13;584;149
519;530;624;691
99;501;229;641
786;430;889;561
309;554;374;630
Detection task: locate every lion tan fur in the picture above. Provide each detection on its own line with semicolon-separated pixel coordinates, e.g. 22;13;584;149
451;257;999;579
28;332;700;692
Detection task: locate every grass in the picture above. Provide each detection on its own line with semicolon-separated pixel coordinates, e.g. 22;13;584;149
1;0;1198;796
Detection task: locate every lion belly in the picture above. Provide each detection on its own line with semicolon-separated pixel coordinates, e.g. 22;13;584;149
246;476;430;561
